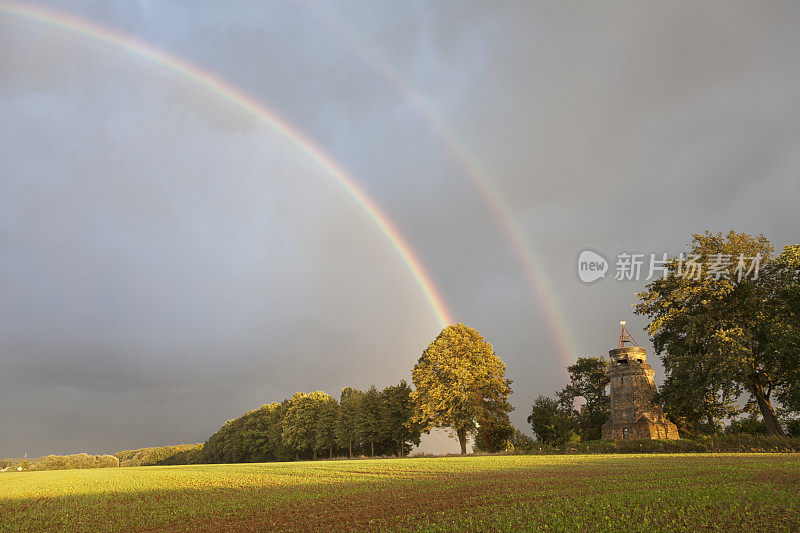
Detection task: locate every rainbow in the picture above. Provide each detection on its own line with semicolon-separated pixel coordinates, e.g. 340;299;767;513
0;0;453;328
303;2;579;367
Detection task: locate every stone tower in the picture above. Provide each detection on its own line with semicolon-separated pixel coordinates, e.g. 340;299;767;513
601;322;679;440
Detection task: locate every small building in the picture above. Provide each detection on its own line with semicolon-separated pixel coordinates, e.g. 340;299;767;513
601;322;679;440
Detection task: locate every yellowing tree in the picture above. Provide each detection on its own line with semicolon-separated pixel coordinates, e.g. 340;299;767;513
411;324;513;454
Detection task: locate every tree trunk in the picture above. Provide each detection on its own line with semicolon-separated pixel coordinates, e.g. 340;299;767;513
457;427;467;455
348;438;352;459
371;440;374;457
749;376;785;436
329;446;333;459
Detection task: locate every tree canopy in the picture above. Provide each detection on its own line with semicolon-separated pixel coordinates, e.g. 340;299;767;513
381;381;422;457
336;387;363;458
635;230;799;435
282;392;334;459
359;385;386;457
527;395;578;446
557;357;610;441
411;323;513;454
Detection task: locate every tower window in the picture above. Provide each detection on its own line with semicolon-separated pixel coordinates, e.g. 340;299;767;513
622;427;630;439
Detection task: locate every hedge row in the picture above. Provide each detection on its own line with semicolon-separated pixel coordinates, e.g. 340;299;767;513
13;453;120;471
114;443;204;467
525;434;800;454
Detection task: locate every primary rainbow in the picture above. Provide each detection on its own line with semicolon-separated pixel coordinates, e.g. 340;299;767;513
304;2;579;367
0;0;453;328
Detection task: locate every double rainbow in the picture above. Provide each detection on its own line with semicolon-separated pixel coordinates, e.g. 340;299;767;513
302;2;578;365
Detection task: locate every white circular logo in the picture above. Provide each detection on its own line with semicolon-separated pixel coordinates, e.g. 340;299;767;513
577;250;608;283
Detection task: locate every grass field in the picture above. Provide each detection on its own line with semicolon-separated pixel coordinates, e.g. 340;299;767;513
2;454;798;531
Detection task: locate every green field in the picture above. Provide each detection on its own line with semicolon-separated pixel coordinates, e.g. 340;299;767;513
2;454;798;531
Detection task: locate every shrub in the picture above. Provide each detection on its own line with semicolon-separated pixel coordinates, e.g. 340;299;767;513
506;429;537;453
508;434;800;455
544;435;800;454
725;417;768;435
31;454;119;471
570;439;619;454
615;439;706;453
696;434;800;452
156;444;204;465
115;444;203;466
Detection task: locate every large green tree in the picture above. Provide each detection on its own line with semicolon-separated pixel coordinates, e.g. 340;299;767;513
237;402;291;462
557;357;610;441
381;381;421;457
359;385;386;457
636;231;799;435
653;349;739;436
527;395;578;446
282;391;334;459
336;387;363;458
412;324;514;455
772;245;800;417
314;395;340;459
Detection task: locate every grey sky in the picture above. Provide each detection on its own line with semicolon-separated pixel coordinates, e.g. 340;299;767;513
1;1;799;456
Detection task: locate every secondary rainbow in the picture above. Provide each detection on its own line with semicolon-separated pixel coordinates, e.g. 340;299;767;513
303;1;579;366
0;0;453;328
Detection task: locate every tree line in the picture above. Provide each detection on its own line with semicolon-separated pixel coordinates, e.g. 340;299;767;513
1;454;119;472
203;382;423;462
202;324;516;462
115;444;204;466
4;324;514;468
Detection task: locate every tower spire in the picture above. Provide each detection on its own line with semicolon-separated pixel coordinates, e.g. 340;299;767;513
618;320;639;348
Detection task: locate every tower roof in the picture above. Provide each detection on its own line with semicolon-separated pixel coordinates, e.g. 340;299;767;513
617;320;639;348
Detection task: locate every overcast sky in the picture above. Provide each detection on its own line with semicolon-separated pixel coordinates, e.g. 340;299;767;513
2;1;799;457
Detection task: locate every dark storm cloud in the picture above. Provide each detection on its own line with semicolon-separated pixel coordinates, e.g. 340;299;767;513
1;1;799;456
